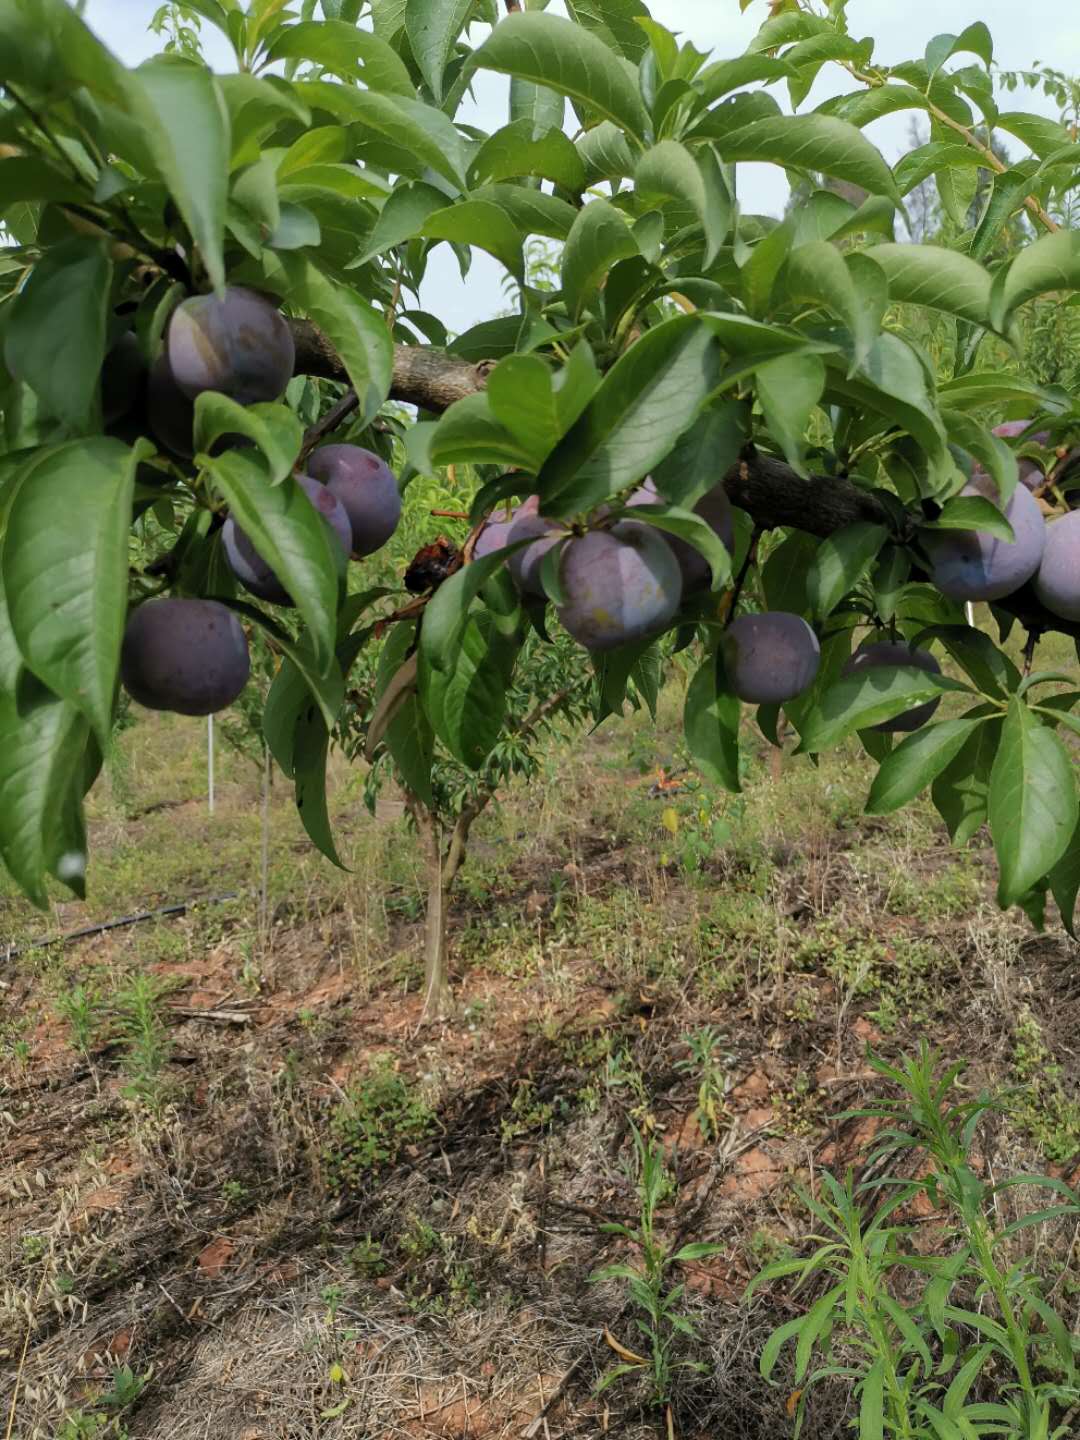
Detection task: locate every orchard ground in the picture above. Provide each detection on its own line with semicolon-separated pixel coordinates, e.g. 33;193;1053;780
3;632;1080;1440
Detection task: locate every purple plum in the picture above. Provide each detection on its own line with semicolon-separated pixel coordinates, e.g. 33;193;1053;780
146;353;196;458
841;640;941;732
121;599;250;716
306;445;401;556
506;496;567;595
629;477;734;592
223;474;352;605
556;522;682;652
991;420;1052;493
1034;509;1080;621
721;612;820;705
923;472;1046;603
166;287;295;405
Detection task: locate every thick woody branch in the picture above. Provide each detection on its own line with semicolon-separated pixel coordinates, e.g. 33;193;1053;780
291;330;1080;644
289;319;493;413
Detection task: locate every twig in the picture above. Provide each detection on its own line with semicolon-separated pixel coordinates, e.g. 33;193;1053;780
721;519;763;626
299;389;359;463
1022;627;1040;677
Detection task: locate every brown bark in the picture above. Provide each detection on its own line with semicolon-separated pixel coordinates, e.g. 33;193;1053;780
289;320;494;413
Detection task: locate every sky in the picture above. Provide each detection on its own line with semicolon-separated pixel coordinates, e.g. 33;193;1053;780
81;0;1075;334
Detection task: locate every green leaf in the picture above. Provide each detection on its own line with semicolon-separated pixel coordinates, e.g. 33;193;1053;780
265;20;415;95
419;612;516;769
358;181;448;264
0;155;82;210
561;198;639;320
941;410;1019;504
473;12;649;141
625;503;732;590
754;352;825;479
912;624;1019;699
1048;813;1080;938
293;703;346;868
869;242;993;329
422;200;525;279
468;119;586;191
697;54;790;104
576;120;636;185
295;81;467;189
128;57;230;293
988;697;1079;909
931;716;1001;845
538;315;720;514
806;522;888;619
993;230;1080;331
651;401;747;509
206;451;340;674
256;251;393;426
510;75;564;133
406;0;473;102
420;545;525;674
4;438;144;744
566;0;651;63
3;237;111;431
486;354;562;467
760;1316;805;1382
469;183;579;241
923;496;1014;544
635;141;729;267
721;115;901;205
867;719;980;816
799;667;961;752
0;679;91;909
684;651;741;793
785;243;884;372
859;1359;885;1440
893;142;987;197
193;395;302;485
429;392;537;469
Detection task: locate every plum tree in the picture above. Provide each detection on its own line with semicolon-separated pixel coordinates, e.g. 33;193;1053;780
306;445;402;556
166;287;295;405
556;523;682;652
922;475;1046;602
223;475;352;604
1034;511;1080;620
121;599;250;716
841;641;942;732
721;613;820;705
629;478;734;592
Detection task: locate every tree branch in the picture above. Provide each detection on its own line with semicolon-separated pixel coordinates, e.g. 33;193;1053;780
289;319;494;412
290;329;1080;644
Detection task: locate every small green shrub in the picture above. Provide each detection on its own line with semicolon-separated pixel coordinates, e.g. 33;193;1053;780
323;1060;435;1189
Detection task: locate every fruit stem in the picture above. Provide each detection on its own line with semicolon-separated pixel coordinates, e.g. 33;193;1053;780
721;521;763;628
298;389;360;464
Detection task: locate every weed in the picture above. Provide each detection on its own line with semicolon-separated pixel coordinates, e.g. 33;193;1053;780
114;974;172;1110
349;1235;386;1276
55;984;104;1057
323;1060;435;1189
499;1077;567;1143
675;1026;734;1141
591;1124;724;1412
748;1045;1080;1437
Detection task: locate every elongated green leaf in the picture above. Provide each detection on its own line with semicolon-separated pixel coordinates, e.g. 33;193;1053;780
561;198;639;319
785;243;884;371
538;315;720;514
3;237;111;432
429;393;537;469
419;612;516;769
0;155;82;211
4;438;144;744
422;200;524;279
420;544;527;674
870;242;993;328
800;667;961;752
721;115;901;204
193;395;302;485
859;1360;885;1440
931;716;1001;845
697;54;790;104
358;181;448;263
486;354;562;467
635;141;728;267
993;230;1080;330
1048;812;1080;938
207;450;340;674
576;119;636;185
941;411;1019;504
0;679;91;908
473;12;649;141
893;142;987;196
128;57;230;293
295;81;467;188
469;119;586;191
806;522;888;619
256;251;392;426
651;401;747;509
755;352;825;479
924;495;1014;543
566;0;650;62
988;697;1078;908
293;703;346;868
265;19;415;94
684;652;741;792
867;719;980;816
406;0;473;102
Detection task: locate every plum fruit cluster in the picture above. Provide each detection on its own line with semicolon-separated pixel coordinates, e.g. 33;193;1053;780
111;289;402;717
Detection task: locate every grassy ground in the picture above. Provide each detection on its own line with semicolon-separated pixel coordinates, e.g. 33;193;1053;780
2;658;1080;1439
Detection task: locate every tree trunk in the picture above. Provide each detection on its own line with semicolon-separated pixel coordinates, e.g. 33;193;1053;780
409;800;453;1022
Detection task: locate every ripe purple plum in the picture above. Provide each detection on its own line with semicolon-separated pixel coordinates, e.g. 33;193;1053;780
991;420;1052;492
721;612;820;705
1034;510;1080;621
506;497;567;595
306;445;401;556
121;598;250;716
166;287;295;405
923;472;1045;603
146;353;196;458
223;475;352;605
841;640;941;732
629;477;735;592
557;522;682;652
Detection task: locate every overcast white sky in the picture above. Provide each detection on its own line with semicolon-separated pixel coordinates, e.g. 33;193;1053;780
82;0;1074;333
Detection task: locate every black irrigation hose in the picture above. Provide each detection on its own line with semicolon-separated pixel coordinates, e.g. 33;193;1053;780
2;893;241;962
